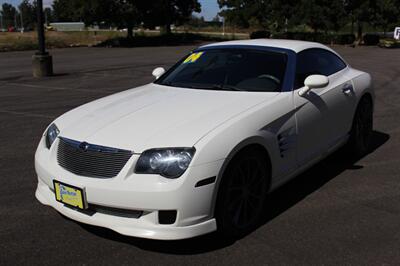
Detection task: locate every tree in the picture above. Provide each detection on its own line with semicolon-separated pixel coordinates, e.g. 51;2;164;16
218;0;305;31
325;0;347;32
143;0;201;34
186;15;207;28
50;0;201;37
44;7;53;25
18;0;36;29
113;0;141;38
270;0;302;32
371;0;399;34
218;0;272;29
344;0;373;40
212;15;220;23
52;0;77;22
52;0;141;38
218;0;347;33
298;0;346;33
297;0;327;32
1;3;18;28
88;0;143;38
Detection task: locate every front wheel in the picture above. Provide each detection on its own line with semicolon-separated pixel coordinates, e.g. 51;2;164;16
215;149;270;238
348;96;373;157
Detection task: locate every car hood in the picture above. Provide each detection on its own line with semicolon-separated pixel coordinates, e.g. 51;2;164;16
56;84;278;152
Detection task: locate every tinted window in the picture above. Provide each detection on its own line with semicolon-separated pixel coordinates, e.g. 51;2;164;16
295;49;346;88
156;49;287;92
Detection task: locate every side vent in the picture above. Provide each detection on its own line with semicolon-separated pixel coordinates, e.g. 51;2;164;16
277;129;296;158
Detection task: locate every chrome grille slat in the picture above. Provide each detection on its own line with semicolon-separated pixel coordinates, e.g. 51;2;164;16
58;156;130;163
57;137;133;178
56;164;123;173
58;155;129;164
56;165;123;173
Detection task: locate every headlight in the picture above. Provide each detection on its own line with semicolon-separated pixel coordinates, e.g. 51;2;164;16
45;123;59;149
135;148;195;178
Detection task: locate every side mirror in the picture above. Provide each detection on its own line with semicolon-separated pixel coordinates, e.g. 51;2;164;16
298;75;329;96
152;67;165;79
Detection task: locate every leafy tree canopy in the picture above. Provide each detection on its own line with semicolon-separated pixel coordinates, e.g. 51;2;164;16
50;0;200;37
1;3;18;28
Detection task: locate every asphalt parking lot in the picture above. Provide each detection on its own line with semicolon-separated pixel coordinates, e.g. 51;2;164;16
0;44;399;265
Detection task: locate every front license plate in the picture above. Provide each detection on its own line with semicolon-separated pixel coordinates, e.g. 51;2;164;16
53;180;87;209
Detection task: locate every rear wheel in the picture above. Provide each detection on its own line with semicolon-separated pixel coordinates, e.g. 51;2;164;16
348;96;373;157
215;149;270;238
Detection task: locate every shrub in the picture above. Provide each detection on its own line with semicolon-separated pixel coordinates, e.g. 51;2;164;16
273;32;328;43
378;39;400;48
313;33;332;44
334;34;356;45
96;33;238;48
272;32;356;45
363;34;380;45
250;30;271;39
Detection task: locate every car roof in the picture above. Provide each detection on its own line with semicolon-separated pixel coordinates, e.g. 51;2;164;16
200;39;332;53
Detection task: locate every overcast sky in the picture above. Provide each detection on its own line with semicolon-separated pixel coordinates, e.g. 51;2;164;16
1;0;220;21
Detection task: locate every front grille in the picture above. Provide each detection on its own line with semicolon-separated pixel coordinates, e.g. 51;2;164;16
57;137;133;178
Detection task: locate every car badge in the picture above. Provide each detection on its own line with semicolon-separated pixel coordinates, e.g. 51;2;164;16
78;142;90;152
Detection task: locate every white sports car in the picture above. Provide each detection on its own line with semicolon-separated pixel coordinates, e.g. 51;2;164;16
35;39;374;240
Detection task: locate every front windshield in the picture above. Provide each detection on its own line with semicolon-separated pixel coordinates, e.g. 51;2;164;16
155;48;287;92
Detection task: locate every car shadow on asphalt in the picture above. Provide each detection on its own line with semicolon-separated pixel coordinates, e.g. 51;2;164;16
78;130;389;254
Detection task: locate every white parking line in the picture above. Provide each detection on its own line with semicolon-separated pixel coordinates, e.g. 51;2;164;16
8;82;70;91
7;82;114;93
0;109;54;119
3;70;26;74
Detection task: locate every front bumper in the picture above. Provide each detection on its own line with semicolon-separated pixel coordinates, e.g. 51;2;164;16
35;138;222;240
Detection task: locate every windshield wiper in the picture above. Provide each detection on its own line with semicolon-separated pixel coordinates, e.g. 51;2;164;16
191;84;242;91
221;84;242;91
163;82;242;91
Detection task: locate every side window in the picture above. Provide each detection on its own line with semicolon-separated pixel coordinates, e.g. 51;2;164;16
295;49;347;89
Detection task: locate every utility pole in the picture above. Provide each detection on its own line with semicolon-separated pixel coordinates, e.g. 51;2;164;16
32;0;53;77
0;0;2;30
20;9;23;33
285;18;288;33
222;16;225;37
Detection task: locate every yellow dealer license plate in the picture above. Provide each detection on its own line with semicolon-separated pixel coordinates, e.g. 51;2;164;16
53;180;87;210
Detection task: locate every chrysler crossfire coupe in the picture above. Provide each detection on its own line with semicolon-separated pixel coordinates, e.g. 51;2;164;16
35;39;373;240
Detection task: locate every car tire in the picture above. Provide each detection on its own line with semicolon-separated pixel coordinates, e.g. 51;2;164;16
348;95;373;157
215;148;270;238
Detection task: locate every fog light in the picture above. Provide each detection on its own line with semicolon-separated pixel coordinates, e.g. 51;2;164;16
158;210;177;225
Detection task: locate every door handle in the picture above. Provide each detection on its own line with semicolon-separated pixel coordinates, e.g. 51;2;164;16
342;84;354;96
